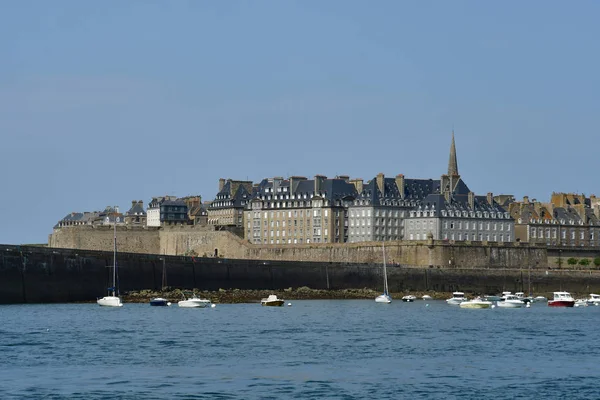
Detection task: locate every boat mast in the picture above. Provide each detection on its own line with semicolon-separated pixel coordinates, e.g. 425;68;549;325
383;243;388;295
113;208;117;297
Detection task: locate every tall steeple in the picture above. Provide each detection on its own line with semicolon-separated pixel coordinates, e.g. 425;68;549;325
448;130;459;176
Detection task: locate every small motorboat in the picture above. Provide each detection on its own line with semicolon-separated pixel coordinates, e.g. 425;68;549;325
422;295;433;300
515;292;533;303
586;294;600;306
178;293;211;308
497;294;524;308
261;294;285;306
402;295;417;302
575;299;588;307
548;291;575;307
459;297;493;309
446;292;467;305
533;296;547;303
150;297;171;306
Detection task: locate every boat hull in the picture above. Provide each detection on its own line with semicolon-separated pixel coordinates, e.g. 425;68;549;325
261;300;285;307
375;294;392;303
497;301;523;308
548;300;575;307
97;296;123;307
178;299;211;308
150;298;170;306
460;301;492;309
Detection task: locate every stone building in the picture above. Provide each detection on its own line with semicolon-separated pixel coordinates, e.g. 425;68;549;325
347;174;436;242
403;133;514;242
207;179;253;228
147;196;188;226
509;193;600;247
244;175;356;244
55;206;126;229
124;200;146;226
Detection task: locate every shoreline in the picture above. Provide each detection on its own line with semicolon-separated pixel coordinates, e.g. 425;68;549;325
118;287;563;304
121;287;451;304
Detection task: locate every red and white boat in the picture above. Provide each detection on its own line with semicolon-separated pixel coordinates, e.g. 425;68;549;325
548;291;575;307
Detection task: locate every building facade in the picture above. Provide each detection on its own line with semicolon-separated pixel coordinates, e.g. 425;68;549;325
347;173;436;242
124;200;146;226
244;175;356;244
147;196;188;226
403;133;514;242
207;179;253;228
509;193;600;247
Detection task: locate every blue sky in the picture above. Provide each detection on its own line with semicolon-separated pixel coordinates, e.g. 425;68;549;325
1;1;599;244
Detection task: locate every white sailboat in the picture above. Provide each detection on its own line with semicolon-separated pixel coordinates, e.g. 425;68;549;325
375;244;392;303
97;212;123;307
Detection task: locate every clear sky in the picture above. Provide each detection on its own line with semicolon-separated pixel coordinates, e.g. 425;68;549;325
1;1;599;244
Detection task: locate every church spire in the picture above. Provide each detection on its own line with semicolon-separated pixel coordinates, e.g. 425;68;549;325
448;130;459;176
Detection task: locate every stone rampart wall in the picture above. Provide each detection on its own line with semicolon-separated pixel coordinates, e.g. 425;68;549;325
49;225;550;268
48;226;160;254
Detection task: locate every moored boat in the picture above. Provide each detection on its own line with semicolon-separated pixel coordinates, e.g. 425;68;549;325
97;216;123;308
459;297;493;309
261;294;285;307
402;295;417;302
548;291;575;307
375;244;392;304
497;294;524;308
586;293;600;306
422;295;433;301
446;292;466;305
575;299;588;307
178;293;211;308
150;297;171;306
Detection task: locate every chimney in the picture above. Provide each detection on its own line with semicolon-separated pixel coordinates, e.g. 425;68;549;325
376;173;385;195
350;178;364;194
272;177;283;194
132;200;136;207
314;175;326;194
468;192;475;209
395;174;405;199
218;178;226;192
335;175;350;182
487;192;493;205
523;196;529;204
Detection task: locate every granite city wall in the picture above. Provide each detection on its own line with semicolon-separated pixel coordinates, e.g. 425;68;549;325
49;225;550;269
3;244;600;304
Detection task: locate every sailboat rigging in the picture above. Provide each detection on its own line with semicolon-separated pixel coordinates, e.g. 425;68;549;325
97;209;123;307
375;243;392;303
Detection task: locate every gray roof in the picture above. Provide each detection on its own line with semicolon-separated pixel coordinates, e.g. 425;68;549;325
126;203;146;216
251;177;357;204
418;193;507;214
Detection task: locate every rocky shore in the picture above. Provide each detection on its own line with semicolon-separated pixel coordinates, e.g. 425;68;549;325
122;287;451;304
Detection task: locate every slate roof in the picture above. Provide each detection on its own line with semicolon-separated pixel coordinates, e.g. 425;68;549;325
353;177;470;207
250;177;357;203
418;193;507;214
126;202;146;216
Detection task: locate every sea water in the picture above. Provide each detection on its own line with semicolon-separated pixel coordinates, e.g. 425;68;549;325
1;300;598;399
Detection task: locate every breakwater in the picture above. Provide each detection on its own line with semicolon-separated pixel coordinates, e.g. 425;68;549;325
2;244;600;304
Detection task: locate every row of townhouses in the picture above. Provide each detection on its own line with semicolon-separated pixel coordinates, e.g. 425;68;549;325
54;133;600;247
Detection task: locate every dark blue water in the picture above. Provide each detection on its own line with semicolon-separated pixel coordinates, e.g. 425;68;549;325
1;300;598;399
